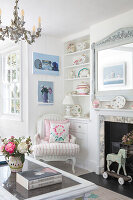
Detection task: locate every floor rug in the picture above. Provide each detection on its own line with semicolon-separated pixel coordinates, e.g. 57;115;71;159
76;186;132;200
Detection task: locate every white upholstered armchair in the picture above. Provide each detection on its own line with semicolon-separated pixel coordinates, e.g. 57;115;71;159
33;114;80;173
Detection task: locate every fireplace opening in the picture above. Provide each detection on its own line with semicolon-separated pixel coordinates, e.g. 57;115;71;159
105;121;133;176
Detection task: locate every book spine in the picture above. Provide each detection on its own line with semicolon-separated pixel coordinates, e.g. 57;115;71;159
28;177;62;190
29;174;62;185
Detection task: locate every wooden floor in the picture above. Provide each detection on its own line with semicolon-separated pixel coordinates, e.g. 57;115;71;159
41;160;133;199
45;161;89;176
80;172;133;199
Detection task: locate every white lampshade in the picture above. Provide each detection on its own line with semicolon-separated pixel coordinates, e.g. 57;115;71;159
63;95;74;105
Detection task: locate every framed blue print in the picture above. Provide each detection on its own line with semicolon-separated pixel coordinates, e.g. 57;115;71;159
33;52;59;76
103;62;126;86
38;81;54;105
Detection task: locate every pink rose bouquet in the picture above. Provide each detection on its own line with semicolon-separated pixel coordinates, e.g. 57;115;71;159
0;136;32;163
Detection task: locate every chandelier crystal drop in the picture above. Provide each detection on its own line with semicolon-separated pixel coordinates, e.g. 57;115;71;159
0;0;42;44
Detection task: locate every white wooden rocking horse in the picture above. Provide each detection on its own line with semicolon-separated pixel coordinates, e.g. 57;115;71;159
106;149;127;176
103;148;132;185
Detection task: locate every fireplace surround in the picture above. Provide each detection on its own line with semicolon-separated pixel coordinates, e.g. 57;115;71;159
98;115;133;174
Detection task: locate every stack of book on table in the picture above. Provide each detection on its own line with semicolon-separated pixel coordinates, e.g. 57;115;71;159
16;167;62;190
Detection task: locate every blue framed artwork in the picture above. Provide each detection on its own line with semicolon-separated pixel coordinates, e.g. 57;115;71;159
103;63;126;86
33;52;59;76
38;81;54;104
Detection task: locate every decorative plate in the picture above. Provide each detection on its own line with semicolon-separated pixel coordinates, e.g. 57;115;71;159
66;43;75;53
76;42;83;51
73;54;86;65
71;105;82;116
111;96;126;109
34;59;42;69
78;68;89;78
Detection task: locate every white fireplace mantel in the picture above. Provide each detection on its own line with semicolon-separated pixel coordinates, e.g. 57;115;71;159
95;108;133;113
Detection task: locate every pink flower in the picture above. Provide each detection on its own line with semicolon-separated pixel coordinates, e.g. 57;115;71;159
53;125;65;137
48;88;52;94
5;142;15;154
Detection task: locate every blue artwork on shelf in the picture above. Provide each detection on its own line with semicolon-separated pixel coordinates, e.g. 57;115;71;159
38;81;54;104
33;52;59;76
103;63;125;86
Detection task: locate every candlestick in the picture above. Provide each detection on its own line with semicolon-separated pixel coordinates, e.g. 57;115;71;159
21;9;24;21
0;9;1;23
33;25;35;35
38;16;41;28
21;9;24;16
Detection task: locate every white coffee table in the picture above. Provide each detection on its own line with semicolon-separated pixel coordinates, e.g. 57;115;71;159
0;156;97;200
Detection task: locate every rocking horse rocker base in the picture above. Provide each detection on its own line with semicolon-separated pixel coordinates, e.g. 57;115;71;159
103;149;132;185
103;170;132;185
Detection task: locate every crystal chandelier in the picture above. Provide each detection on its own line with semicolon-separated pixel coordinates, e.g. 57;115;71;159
0;0;42;44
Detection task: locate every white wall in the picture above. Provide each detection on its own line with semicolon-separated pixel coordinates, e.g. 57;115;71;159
0;35;64;143
0;42;29;139
89;9;133;173
27;34;64;141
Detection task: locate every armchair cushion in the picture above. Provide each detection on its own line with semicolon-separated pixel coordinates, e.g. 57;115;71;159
45;119;69;140
49;122;70;143
33;142;80;157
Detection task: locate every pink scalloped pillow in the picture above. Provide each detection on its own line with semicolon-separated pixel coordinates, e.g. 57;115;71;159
44;119;69;141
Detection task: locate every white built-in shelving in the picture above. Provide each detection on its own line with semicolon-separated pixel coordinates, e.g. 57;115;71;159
64;48;90;56
64;62;90;69
72;94;90;97
94;108;133;112
65;77;90;81
64;35;90;119
64;36;90;169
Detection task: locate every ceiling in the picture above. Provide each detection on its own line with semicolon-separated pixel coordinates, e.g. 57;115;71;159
0;0;133;39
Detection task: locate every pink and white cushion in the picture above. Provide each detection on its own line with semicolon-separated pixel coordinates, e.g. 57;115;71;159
44;119;69;140
49;122;70;143
33;142;79;157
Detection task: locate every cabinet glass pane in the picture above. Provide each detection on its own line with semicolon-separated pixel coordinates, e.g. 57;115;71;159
17;69;20;81
16;100;20;113
11;100;15;113
3;85;10;99
15;84;20;98
7;70;11;83
7;55;11;66
16;54;20;65
12;53;16;67
12;70;17;82
2;49;21;117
